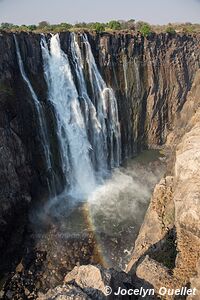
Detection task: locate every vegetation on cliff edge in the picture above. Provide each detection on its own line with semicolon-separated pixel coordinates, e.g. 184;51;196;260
0;20;200;35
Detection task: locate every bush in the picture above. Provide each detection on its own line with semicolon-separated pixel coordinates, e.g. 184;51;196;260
18;25;29;31
166;26;176;34
182;25;196;34
38;21;50;29
126;19;135;30
91;22;105;32
0;20;200;34
74;22;88;29
0;23;15;30
107;20;121;30
27;25;37;31
60;23;72;29
140;23;152;37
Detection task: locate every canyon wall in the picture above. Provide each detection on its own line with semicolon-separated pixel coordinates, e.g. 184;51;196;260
0;31;199;276
37;67;200;300
127;70;200;298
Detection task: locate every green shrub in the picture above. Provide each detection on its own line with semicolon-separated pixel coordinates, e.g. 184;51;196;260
59;23;73;30
140;23;152;37
74;22;88;29
166;26;176;34
27;25;37;31
91;22;105;32
0;23;17;30
107;20;121;30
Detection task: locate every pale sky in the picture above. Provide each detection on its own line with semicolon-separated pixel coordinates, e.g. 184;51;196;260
0;0;199;25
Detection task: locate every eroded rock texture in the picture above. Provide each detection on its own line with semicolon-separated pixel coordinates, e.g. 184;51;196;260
127;70;200;299
86;32;200;155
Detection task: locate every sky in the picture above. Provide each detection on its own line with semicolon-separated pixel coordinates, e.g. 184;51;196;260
0;0;199;25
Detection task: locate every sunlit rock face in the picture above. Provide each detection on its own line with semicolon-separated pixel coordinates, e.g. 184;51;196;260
89;33;200;154
0;31;199;276
127;71;200;297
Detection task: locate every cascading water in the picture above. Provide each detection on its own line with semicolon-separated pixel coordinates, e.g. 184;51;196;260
70;33;110;176
122;51;128;96
82;34;121;170
41;34;96;198
134;58;141;95
14;34;56;195
41;33;121;199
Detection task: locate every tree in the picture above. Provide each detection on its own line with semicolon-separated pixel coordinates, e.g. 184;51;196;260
91;22;105;32
18;25;29;31
59;23;73;30
0;22;15;30
126;19;136;30
38;21;50;29
108;20;121;30
27;25;37;31
74;22;88;28
139;23;152;37
166;26;176;34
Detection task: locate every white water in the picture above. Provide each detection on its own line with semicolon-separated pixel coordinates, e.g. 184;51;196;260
40;33;122;200
14;35;52;176
70;33;108;176
134;58;141;94
82;34;121;170
122;52;128;96
41;34;96;198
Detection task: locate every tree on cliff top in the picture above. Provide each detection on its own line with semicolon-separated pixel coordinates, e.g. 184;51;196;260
91;22;105;32
1;23;15;30
107;20;122;30
139;23;152;37
38;21;50;29
165;26;176;34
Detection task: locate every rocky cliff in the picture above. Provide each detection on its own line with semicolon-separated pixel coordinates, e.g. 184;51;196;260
0;31;200;297
126;70;200;299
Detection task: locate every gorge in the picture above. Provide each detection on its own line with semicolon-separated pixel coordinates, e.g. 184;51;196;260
0;31;200;299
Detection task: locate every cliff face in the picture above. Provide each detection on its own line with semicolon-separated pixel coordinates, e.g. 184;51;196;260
0;33;63;272
0;31;199;276
85;33;200;155
127;70;200;298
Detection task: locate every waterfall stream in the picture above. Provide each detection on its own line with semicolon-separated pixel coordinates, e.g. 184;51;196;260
122;51;128;96
70;33;107;176
82;34;121;170
14;34;56;195
41;34;96;198
41;33;121;199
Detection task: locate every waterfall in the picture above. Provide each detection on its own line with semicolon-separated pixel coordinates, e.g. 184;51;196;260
70;33;108;175
14;34;55;194
122;52;128;96
41;34;96;198
40;33;121;200
82;33;121;169
134;58;141;95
